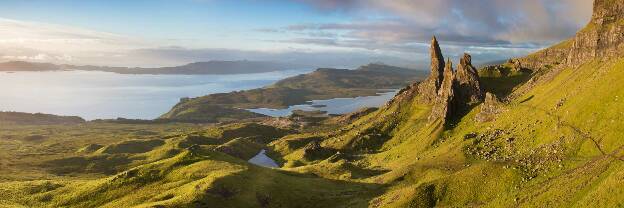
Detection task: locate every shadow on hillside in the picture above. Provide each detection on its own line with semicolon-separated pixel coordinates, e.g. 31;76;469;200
43;154;134;175
480;70;533;98
191;166;387;208
445;102;481;130
519;95;535;103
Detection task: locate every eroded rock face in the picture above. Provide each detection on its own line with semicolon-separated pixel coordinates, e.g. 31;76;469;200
413;37;485;123
519;0;624;69
429;59;456;122
455;53;483;106
418;36;447;103
567;0;624;66
389;37;484;124
591;0;624;25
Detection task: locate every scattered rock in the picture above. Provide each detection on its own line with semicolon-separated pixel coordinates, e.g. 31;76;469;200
463;133;478;140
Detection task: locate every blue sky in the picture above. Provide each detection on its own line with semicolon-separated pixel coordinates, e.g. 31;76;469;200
0;0;342;48
0;0;594;68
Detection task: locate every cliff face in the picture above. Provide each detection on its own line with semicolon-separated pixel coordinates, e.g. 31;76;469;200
519;0;624;70
567;0;624;66
591;0;624;25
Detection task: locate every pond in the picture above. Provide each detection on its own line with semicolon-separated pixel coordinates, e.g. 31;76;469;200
248;149;279;168
246;90;398;117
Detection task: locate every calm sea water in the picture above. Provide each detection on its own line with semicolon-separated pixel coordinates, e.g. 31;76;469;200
0;70;399;120
0;70;312;120
247;90;398;117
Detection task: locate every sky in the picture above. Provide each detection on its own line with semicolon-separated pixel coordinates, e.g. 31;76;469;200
0;0;594;69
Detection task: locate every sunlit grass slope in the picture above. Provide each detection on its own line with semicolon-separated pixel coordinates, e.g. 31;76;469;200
265;57;624;207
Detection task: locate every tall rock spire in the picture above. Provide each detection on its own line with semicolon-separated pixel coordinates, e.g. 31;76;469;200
429;59;456;122
418;36;447;103
430;36;446;91
415;37;484;123
455;53;483;106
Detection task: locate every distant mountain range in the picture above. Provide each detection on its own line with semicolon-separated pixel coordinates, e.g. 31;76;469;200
0;60;307;75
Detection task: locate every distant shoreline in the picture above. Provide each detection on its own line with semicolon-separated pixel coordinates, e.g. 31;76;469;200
0;60;314;75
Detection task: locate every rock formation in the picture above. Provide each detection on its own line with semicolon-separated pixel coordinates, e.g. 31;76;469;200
415;37;485;123
418;36;447;103
474;92;503;122
518;0;624;69
566;0;624;66
455;53;484;106
429;59;456;122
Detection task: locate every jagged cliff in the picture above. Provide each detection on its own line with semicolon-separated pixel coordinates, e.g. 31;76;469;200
567;0;624;66
518;0;624;70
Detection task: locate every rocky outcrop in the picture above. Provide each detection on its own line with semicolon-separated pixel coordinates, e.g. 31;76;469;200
517;0;624;70
591;0;624;25
474;92;503;122
455;53;484;106
566;0;624;66
410;37;485;123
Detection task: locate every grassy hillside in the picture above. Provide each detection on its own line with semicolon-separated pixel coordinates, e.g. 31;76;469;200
4;54;622;207
2;58;623;207
3;1;624;207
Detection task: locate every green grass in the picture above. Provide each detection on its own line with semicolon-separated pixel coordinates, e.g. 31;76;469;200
2;48;624;207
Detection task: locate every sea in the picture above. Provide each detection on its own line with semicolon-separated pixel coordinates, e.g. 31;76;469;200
0;69;398;120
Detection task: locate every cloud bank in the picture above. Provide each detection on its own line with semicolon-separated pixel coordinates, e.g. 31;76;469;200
260;0;593;66
291;0;592;45
0;1;594;69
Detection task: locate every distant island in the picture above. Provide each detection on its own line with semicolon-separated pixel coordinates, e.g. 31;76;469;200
0;60;307;75
160;63;427;123
0;111;85;125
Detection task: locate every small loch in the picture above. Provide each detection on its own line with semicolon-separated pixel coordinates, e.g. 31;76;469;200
248;149;279;168
247;89;398;117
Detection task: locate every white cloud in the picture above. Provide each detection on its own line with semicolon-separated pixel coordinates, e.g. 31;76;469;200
0;18;152;65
